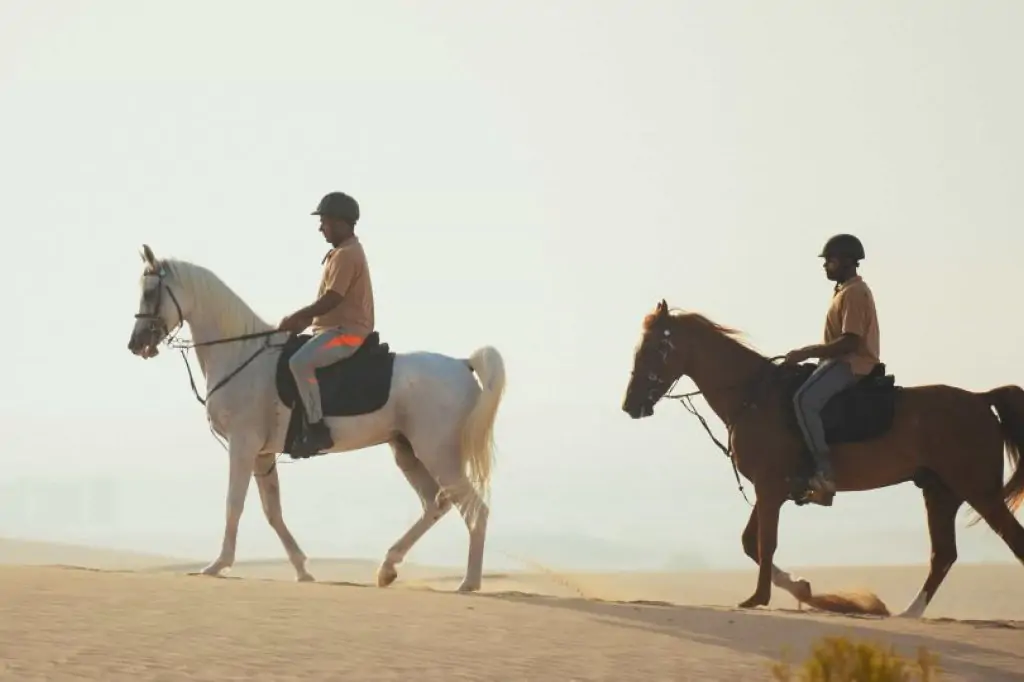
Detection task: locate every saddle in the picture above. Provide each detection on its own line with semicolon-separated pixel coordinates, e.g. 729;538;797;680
275;331;397;456
779;361;901;446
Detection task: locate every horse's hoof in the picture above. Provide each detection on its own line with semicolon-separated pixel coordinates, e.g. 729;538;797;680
297;572;316;583
456;579;481;593
791;579;812;602
895;592;928;619
738;593;769;609
197;560;229;577
376;564;398;588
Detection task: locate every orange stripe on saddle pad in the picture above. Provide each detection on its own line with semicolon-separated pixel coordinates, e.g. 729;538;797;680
323;334;365;349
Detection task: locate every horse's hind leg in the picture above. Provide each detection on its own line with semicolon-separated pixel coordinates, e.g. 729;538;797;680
253;454;314;582
413;436;489;593
897;472;962;618
966;493;1024;565
376;435;453;588
448;478;489;593
740;504;812;603
440;476;488;593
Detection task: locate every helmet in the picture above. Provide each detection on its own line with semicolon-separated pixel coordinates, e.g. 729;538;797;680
312;191;360;224
819;233;864;261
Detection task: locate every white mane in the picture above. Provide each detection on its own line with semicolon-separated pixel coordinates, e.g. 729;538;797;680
159;258;271;338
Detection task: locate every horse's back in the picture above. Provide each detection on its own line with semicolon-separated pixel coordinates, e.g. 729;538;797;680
900;382;998;414
393;349;480;392
858;382;1004;459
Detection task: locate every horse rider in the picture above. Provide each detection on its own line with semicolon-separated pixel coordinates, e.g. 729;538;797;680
782;234;881;501
278;191;375;456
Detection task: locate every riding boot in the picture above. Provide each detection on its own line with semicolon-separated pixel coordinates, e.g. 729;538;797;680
807;452;837;504
293;420;334;457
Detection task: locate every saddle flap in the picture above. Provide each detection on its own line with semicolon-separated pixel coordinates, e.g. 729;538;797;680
860;373;896;391
779;360;900;447
275;330;396;413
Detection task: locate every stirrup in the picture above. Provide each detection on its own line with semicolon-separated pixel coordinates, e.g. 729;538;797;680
292;430;330;458
805;474;836;506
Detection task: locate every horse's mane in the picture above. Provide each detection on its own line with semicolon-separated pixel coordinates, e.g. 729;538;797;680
643;306;758;352
146;257;270;335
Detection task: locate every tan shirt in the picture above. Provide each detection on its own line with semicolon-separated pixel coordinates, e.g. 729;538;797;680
823;276;880;376
312;236;375;337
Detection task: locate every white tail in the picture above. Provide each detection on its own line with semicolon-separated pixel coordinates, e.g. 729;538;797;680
459;345;507;502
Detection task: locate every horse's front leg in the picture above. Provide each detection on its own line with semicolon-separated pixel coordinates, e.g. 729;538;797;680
253;453;314;582
200;440;257;577
739;486;785;608
741;504;811;604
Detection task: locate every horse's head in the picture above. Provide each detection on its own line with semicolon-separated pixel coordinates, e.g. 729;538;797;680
127;244;186;359
622;299;690;419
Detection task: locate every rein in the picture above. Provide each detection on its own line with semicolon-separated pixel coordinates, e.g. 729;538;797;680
149;284;288;407
660;355;787;507
168;330;285;408
170;328;291;476
136;273;290;475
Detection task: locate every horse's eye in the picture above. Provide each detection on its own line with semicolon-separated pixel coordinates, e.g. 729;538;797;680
648;372;659;381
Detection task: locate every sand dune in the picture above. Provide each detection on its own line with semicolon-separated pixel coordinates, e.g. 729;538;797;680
0;540;1020;680
0;537;184;570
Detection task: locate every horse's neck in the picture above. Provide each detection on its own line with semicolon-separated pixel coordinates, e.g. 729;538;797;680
185;296;272;387
686;330;768;427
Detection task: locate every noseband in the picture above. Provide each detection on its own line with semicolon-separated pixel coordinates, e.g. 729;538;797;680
640;328;678;407
134;268;186;346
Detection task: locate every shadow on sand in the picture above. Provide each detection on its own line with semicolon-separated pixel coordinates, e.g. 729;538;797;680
122;562;1022;680
472;589;1021;681
304;566;1021;680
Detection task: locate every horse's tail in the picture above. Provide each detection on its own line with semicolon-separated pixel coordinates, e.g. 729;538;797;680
459;345;507;504
972;385;1024;525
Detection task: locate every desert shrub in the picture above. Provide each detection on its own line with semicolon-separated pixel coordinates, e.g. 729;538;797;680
771;635;941;681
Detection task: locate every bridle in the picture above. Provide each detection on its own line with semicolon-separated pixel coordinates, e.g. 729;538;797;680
634;326;786;507
134;267;186;351
134;267;288;474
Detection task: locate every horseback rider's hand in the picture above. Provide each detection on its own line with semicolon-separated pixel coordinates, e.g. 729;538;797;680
783;347;812;365
278;313;312;334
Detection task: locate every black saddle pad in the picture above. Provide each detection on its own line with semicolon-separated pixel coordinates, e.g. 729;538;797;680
275;330;396;418
779;361;901;446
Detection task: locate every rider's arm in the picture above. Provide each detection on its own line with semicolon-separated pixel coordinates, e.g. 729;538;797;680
802;288;873;359
294;290;343;319
800;333;861;361
288;249;357;321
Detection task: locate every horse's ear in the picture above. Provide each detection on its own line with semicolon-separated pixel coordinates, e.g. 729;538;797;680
140;244;157;268
656;299;669;317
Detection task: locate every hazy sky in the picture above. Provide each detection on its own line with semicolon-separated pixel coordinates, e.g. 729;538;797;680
1;1;1022;570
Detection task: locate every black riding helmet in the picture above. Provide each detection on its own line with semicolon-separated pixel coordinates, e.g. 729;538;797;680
312;191;360;225
819;233;865;262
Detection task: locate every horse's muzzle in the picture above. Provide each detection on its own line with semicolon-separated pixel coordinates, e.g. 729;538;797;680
622;400;655;420
127;331;160;359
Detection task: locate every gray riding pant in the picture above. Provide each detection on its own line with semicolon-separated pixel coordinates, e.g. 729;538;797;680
288;327;365;423
792;358;858;472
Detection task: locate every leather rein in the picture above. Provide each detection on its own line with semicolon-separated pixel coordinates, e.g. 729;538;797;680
134;270;290;473
643;328;787;507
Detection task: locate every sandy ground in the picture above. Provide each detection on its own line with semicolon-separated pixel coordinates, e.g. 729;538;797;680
0;540;1021;681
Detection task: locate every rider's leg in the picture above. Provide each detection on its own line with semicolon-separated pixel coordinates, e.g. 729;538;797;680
792;358;858;494
288;328;365;452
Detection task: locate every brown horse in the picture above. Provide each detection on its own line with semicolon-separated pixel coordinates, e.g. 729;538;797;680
622;300;1024;617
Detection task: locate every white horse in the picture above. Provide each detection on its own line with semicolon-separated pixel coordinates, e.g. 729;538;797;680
126;244;506;591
